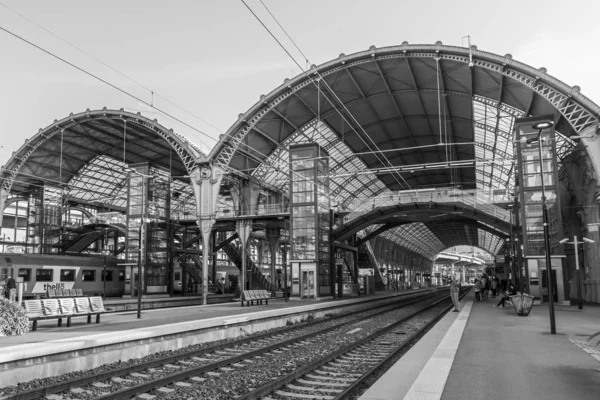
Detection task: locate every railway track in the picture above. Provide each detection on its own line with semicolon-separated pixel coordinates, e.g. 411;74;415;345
2;291;446;400
251;290;468;400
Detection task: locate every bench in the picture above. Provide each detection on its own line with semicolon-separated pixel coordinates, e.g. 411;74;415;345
46;288;84;298
23;296;108;331
240;290;271;307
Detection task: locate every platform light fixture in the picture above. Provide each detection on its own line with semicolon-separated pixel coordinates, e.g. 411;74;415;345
527;119;556;334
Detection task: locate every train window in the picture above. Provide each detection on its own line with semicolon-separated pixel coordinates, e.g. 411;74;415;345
36;269;53;282
18;269;31;282
82;270;96;282
60;269;76;282
101;270;114;281
175;272;181;280
119;271;125;281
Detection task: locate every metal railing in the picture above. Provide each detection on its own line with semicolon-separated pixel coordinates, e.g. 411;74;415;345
341;187;512;226
216;203;289;218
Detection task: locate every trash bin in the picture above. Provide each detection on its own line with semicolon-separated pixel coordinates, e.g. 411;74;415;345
510;294;534;316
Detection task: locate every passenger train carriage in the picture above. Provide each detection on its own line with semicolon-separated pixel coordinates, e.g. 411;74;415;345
1;253;125;298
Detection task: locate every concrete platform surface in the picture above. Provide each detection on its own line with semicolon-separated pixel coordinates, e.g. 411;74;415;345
0;289;431;352
361;291;600;400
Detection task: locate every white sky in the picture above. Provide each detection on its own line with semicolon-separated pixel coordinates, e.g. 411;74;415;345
1;0;599;165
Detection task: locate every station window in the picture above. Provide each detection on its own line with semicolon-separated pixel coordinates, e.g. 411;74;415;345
36;269;53;282
101;270;114;281
82;270;96;282
118;271;125;281
18;268;31;282
60;269;76;282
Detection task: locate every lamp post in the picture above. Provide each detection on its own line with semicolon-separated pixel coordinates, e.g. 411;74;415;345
526;120;556;334
123;167;155;319
102;250;108;299
559;236;594;309
329;203;337;298
280;243;288;303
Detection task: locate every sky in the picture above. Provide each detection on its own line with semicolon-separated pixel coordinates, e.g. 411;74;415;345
1;0;599;166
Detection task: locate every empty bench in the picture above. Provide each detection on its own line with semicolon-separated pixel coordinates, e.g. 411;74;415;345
23;296;108;331
241;290;271;307
46;288;84;298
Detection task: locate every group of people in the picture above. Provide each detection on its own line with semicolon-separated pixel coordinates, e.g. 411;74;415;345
473;274;517;308
0;276;17;302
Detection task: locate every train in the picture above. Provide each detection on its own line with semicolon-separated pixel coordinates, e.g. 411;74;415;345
1;253;126;298
0;253;226;299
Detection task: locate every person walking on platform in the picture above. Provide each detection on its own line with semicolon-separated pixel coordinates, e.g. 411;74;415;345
449;276;460;312
7;276;16;303
491;276;498;297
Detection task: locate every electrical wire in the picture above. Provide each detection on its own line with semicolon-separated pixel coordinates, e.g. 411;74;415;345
242;0;410;190
0;1;223;134
0;22;282;184
0;25;218;146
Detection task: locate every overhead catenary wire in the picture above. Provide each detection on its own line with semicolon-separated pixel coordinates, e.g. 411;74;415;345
0;1;222;134
0;25;219;148
0;19;285;183
242;0;411;190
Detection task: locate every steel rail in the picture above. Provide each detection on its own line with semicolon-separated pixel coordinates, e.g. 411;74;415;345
96;292;440;400
334;289;471;399
236;289;467;399
4;293;432;400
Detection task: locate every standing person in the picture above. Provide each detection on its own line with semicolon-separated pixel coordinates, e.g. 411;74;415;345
449;276;460;312
480;275;488;300
474;278;482;302
491;276;498;297
7;275;16;303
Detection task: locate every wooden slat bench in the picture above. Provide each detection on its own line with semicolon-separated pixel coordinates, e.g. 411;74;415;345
240;290;271;307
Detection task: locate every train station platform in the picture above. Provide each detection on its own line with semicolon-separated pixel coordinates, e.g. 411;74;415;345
0;287;438;388
360;291;600;400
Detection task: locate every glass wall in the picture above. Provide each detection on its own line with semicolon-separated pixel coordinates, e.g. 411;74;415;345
289;144;330;296
125;163;170;293
515;116;563;258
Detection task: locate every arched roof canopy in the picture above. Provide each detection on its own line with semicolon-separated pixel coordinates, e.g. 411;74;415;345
1;108;204;210
210;43;599;260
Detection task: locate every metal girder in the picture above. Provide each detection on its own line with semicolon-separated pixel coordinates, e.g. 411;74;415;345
374;60;426;165
212;46;598;176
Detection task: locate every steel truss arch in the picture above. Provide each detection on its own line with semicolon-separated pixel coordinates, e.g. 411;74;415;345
211;43;599;172
1;109;203;194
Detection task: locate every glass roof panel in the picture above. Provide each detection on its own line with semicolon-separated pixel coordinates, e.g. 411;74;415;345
67;155;129;208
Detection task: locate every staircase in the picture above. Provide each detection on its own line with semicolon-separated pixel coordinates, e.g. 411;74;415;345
342;252;357;283
185;253;225;294
187;254;204;283
364;240;386;290
221;242;271;290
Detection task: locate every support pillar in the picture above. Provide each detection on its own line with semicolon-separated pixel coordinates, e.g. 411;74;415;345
267;228;280;298
236;219;252;291
191;164;224;306
0;188;8;236
212;230;218;292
